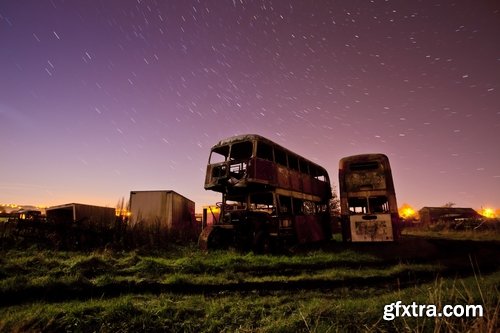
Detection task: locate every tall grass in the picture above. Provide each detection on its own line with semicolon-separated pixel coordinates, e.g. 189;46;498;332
0;246;498;332
0;272;497;332
0;247;439;300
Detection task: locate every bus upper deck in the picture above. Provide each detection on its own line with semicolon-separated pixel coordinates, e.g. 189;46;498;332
205;134;331;202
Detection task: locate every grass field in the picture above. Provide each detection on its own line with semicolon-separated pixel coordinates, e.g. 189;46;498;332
0;234;499;332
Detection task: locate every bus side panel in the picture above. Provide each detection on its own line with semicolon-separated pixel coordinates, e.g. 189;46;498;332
252;158;276;184
277;165;291;189
302;174;313;195
294;215;324;243
289;170;303;193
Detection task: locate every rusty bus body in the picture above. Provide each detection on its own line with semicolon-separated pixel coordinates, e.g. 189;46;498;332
338;154;401;242
200;134;332;251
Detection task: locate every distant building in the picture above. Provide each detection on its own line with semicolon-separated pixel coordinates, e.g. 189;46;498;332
418;207;481;225
16;209;43;221
46;203;116;226
0;204;46;215
129;190;197;241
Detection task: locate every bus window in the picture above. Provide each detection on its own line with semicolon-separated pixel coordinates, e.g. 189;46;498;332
369;196;389;213
316;203;329;213
230;162;247;178
275;148;287;166
210;145;229;163
288;155;299;171
349;161;379;171
225;198;247;210
311;166;327;181
299;159;309;175
348;196;389;214
315;174;326;182
230;141;253;160
348;197;368;214
278;195;292;214
303;201;316;215
249;192;275;214
292;198;303;215
257;141;273;161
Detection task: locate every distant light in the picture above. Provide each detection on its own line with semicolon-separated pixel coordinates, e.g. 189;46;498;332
399;204;417;219
479;208;496;218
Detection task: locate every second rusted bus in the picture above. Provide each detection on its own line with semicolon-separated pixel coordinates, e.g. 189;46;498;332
338;154;401;242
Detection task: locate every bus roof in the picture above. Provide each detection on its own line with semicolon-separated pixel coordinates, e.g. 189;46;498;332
212;134;265;147
339;153;390;168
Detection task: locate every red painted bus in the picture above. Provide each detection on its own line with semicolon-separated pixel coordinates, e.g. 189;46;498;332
200;134;332;251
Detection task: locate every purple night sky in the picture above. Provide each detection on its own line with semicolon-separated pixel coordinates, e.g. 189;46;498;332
1;0;499;213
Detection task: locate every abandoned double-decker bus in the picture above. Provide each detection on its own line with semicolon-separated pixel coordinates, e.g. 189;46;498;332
199;134;332;251
338;154;400;242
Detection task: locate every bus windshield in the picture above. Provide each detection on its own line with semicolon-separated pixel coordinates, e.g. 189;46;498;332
348;196;390;214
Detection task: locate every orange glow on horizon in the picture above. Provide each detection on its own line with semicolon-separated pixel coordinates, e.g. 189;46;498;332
1;204;20;208
399;203;417;219
479;207;496;218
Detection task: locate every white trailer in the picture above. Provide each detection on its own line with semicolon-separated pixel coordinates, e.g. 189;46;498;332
129;190;197;241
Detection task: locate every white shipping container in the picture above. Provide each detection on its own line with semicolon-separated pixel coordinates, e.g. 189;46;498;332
129;190;197;240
